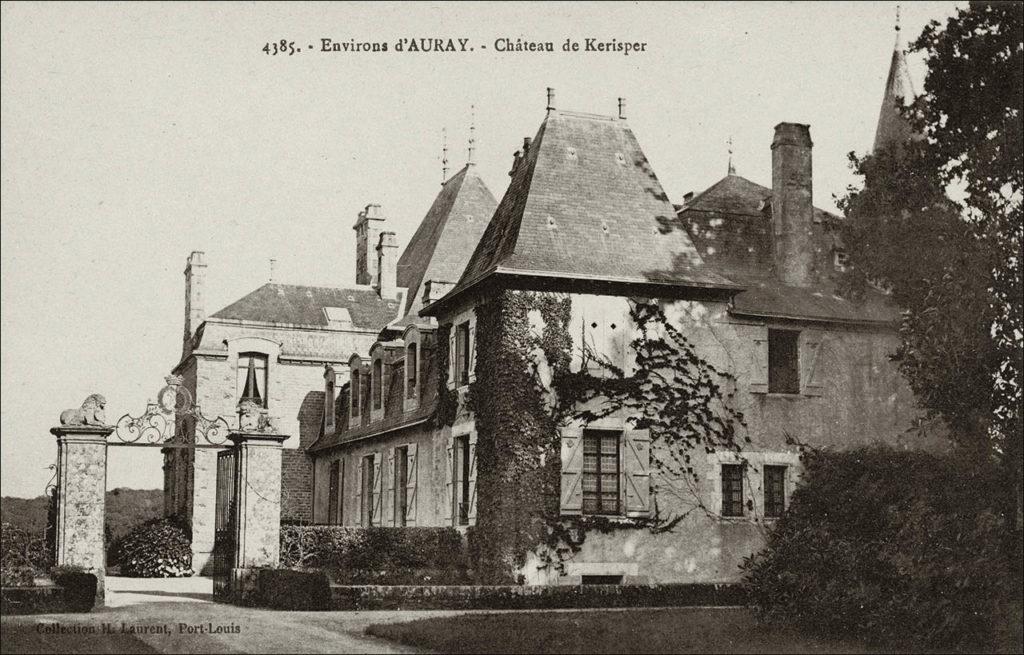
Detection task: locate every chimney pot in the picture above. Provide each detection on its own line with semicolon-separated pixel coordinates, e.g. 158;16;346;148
523;137;532;154
375;231;399;299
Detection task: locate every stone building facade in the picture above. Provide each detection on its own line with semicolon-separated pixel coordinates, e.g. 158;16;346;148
304;37;936;584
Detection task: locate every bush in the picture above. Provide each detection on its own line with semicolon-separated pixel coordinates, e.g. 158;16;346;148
279;526;470;584
742;445;1018;652
0;521;51;582
111;518;193;578
256;569;331;610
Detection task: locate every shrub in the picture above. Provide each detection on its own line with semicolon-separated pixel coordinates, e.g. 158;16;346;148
111;518;193;578
0;521;51;581
256;569;331;610
742;445;1018;652
279;526;470;584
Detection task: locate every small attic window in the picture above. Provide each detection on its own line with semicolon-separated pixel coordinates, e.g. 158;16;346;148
615;152;627;165
565;147;577;159
833;250;849;273
324;307;353;327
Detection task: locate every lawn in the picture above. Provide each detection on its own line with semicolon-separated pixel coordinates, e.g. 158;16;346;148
366;607;891;654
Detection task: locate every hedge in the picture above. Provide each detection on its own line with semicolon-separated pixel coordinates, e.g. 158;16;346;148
279;526;471;584
741;445;1019;652
1;521;52;583
110;518;193;578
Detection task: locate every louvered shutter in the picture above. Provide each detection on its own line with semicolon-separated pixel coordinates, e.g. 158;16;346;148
623;429;651;517
801;330;825;396
750;329;769;394
405;444;418;525
467;431;478;524
443;437;454;525
355;460;364;527
468;323;477;383
385;450;396;526
447;330;457;390
371;454;382;526
560;427;584;515
336;460;345;525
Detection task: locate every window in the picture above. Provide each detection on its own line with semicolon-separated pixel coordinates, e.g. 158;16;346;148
583;430;620;515
721;464;745;517
324;371;336;432
361;454;375;527
768;329;800;394
394;446;409;526
372;359;383;410
350;370;361;418
454;435;471;525
328;460;341;525
406;344;418;399
455;322;471;386
764;465;787;518
833;249;849;272
237;353;268;407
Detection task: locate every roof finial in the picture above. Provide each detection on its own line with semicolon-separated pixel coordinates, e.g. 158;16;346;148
269;258;276;283
467;105;476;166
895;3;901;33
442;128;449;184
894;3;904;50
727;135;736;176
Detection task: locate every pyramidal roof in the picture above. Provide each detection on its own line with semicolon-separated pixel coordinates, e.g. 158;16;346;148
430;109;736;311
395;163;498;323
873;30;917;153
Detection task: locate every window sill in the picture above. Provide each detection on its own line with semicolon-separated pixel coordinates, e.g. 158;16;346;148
765;392;802;399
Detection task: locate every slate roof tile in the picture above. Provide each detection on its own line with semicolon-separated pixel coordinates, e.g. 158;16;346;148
210;283;402;330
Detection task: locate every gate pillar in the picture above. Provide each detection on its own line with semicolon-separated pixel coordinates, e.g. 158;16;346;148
49;423;113;605
226;428;290;603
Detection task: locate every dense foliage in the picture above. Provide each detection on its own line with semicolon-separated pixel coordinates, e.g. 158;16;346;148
279;526;470;584
742;445;1019;652
0;521;51;585
111;518;193;578
838;2;1022;534
1;488;163;541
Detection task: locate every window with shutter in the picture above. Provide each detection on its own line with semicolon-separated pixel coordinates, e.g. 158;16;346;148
385;450;396;526
800;331;825;396
372;359;383;410
406;344;418;399
328;460;340;525
405;444;418;525
768;329;800;394
560;428;584;515
467;432;478;524
454;434;472;525
764;465;787;518
371;453;383;526
583;430;620;515
467;323;477;383
447;330;457;390
350;370;361;418
443;438;454;524
750;332;769;394
393;446;408;526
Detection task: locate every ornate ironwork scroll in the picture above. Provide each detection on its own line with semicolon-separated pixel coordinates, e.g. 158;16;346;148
113;375;231;448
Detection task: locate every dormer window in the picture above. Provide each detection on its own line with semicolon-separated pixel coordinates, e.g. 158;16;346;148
833;249;849;272
372;358;383;411
237;353;268;408
456;322;471;386
406;343;418;399
324;366;336;432
350;370;361;418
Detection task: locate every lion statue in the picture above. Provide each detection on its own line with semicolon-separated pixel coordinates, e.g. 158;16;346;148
60;394;107;426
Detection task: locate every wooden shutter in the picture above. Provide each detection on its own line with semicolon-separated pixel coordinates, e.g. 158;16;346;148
337;460;345;526
447;329;457;390
560;427;584;515
354;459;363;527
467;431;478;524
750;329;769;394
405;444;418;525
385;450;396;526
623;429;651;517
443;437;454;524
371;454;382;527
801;330;825;396
468;323;477;383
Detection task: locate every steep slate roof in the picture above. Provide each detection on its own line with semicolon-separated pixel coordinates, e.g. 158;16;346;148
678;174;896;324
210;283;402;330
394;164;498;325
874;31;917;153
435;110;736;310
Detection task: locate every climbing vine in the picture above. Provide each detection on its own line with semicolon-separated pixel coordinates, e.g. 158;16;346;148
440;289;748;582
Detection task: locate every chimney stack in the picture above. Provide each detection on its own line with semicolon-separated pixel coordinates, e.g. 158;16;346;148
183;251;206;355
618;97;626;120
422;279;455;306
546;87;556;114
353;204;386;285
771;123;815;287
375;231;399;299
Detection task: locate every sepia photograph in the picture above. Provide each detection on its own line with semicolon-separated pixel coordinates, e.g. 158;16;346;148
1;1;1021;653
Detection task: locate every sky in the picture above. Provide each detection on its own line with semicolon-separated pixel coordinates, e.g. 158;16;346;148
0;1;962;498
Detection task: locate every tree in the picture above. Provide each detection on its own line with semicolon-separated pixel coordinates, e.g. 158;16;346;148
839;2;1022;539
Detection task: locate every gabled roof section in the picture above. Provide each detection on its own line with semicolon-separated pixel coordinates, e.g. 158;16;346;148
873;31;917;153
439;111;735;308
210;283;402;330
395;164;497;324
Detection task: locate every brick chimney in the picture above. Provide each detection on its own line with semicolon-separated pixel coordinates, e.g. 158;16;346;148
353;204;386;285
375;231;399;299
771;123;815;287
183;250;206;354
